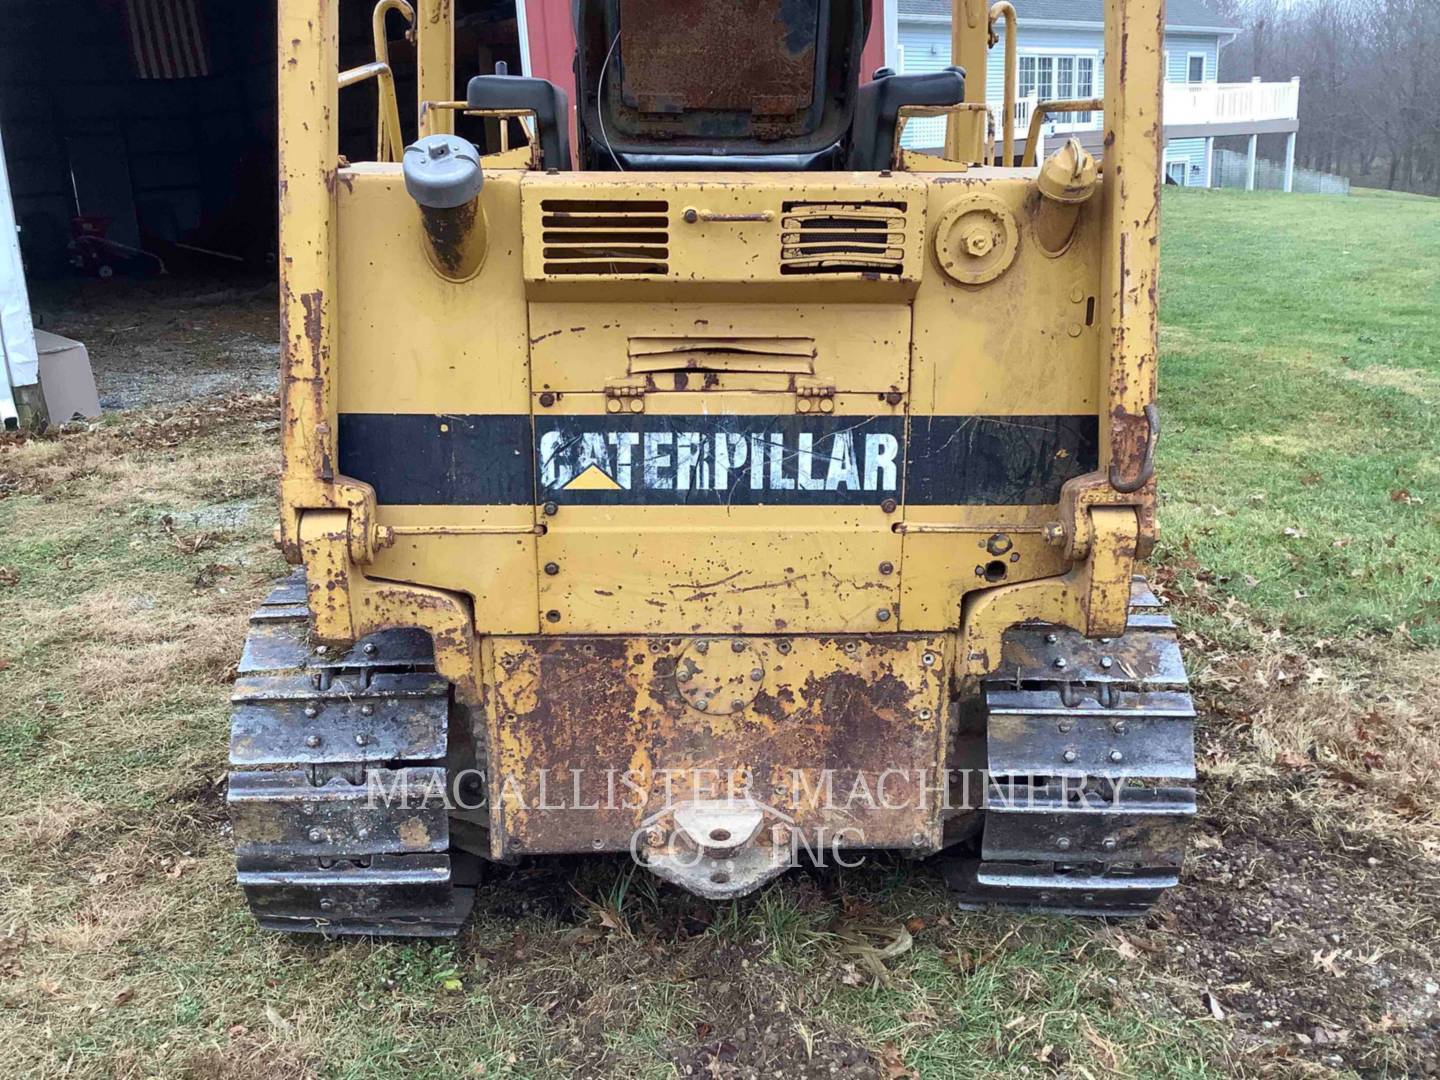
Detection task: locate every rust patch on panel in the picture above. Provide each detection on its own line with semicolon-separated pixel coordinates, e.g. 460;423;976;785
488;635;949;856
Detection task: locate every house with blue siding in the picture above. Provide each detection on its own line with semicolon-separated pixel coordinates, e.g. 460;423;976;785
890;0;1302;190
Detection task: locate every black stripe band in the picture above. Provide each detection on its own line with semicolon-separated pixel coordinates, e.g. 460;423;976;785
337;412;1097;507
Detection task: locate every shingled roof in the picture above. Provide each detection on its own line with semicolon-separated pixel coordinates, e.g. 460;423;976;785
898;0;1239;32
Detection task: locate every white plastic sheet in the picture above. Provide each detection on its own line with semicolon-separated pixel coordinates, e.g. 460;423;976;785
0;120;39;426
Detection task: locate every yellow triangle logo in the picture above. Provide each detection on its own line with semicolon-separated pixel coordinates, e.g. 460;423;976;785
564;464;622;491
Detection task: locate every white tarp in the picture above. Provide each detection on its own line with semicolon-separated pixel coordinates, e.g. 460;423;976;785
0;120;39;426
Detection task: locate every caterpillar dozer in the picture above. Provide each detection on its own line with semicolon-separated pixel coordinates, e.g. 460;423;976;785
228;0;1194;935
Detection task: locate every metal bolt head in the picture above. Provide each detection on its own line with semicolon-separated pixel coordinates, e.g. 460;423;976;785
1111;719;1127;735
1053;657;1068;670
544;561;560;576
305;734;322;748
912;833;928;847
730;699;745;712
1102;837;1118;851
1056;836;1072;850
695;639;709;654
542;501;558;516
363;642;378;656
879;561;895;576
591;839;605;850
1062;749;1078;763
355;733;369;747
750;668;764;681
731;640;746;653
1100;656;1114;670
880;498;898;514
319;898;335;912
1109;750;1124;763
677;669;692;683
361;703;375;717
356;827;370;840
538;391;556;407
1045;633;1058;645
307;827;324;843
876;608;892;623
1058;720;1073;734
303;705;319;718
957;222;994;257
1042;522;1066;547
695;699;708;711
314;644;329;655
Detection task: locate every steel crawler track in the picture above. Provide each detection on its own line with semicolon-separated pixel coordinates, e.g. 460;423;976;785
944;579;1197;916
227;572;475;936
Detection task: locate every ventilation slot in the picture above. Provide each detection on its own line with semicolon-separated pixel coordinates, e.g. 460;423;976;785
540;199;669;276
779;202;907;276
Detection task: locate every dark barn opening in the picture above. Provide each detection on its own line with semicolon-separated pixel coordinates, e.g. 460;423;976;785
0;0;523;281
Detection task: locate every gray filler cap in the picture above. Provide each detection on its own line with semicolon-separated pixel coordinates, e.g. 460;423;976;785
403;134;483;209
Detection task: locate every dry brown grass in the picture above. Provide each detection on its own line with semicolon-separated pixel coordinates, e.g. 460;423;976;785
1176;605;1440;853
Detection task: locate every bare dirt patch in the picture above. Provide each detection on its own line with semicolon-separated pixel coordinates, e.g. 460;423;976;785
29;276;279;411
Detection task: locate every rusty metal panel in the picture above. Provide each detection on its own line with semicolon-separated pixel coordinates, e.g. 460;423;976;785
617;0;819;117
487;634;950;857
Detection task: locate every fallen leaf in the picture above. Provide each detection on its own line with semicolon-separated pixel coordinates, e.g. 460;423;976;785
263;1004;288;1032
1311;948;1342;976
112;988;136;1007
879;1043;917;1079
1203;990;1226;1021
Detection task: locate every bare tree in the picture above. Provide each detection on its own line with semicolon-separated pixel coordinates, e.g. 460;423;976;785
1222;0;1440;194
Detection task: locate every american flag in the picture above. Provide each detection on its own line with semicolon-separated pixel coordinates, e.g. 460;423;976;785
126;0;210;79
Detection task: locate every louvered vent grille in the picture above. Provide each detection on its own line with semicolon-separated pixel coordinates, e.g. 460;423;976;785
540;199;669;276
779;202;908;276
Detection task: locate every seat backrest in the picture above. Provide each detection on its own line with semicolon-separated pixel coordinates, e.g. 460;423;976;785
573;0;871;170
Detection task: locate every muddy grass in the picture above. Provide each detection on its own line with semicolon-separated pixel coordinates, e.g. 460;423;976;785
1;268;1437;1076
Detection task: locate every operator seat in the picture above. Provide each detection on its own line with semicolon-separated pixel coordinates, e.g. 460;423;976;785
466;72;572;171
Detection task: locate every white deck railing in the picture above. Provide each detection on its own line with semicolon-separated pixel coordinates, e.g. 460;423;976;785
902;78;1300;154
1164;78;1300;127
1002;78;1301;144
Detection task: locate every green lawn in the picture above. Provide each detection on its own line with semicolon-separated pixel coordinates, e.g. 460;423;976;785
1157;188;1440;643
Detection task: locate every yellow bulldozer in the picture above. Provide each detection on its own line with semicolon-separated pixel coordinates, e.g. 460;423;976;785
228;0;1194;935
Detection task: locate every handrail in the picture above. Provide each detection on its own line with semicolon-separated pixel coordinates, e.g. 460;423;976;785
988;2;1016;166
1020;98;1104;166
336;0;415;163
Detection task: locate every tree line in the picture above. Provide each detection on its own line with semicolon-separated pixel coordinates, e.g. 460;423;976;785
1211;0;1440;195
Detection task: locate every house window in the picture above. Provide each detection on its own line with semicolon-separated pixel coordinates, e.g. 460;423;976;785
1166;160;1187;186
1019;53;1098;124
1187;53;1206;82
1075;56;1095;123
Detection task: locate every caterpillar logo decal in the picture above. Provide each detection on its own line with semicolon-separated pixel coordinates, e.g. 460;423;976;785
334;412;1099;507
539;416;901;505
